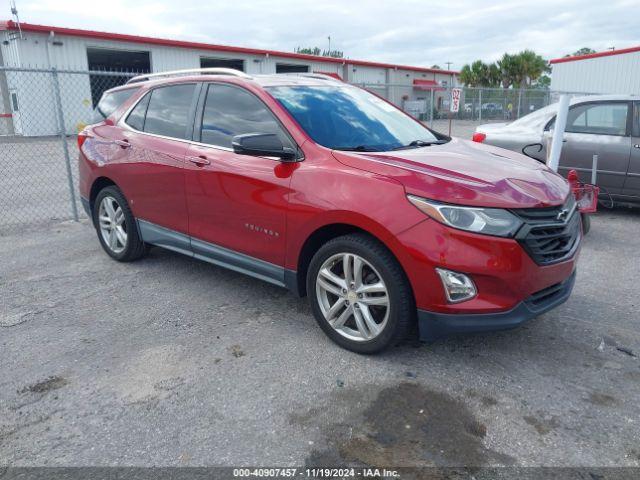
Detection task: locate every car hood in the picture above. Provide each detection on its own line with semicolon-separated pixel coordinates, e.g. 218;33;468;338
332;137;569;209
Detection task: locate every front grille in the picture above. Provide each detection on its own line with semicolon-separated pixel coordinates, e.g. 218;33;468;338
512;196;581;265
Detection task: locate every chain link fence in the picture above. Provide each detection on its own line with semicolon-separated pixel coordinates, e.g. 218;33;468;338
357;83;598;138
0;66;599;230
0;67;138;231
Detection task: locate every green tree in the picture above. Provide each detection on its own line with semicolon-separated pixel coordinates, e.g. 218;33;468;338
517;50;550;87
294;46;344;58
459;60;499;87
565;47;596;57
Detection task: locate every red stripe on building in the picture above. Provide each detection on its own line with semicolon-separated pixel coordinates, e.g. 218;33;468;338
550;45;640;64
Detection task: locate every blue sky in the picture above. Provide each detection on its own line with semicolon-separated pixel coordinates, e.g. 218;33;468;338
4;0;638;68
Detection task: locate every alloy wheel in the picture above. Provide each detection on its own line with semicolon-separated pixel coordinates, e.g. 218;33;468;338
315;253;390;341
98;196;127;254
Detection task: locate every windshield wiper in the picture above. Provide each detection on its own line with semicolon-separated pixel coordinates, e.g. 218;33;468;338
392;139;448;150
333;145;380;152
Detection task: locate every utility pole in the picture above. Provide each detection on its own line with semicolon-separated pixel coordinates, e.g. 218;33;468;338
445;61;453;71
328;36;331;55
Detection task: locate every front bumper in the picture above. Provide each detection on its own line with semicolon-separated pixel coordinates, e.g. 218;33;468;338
418;270;576;341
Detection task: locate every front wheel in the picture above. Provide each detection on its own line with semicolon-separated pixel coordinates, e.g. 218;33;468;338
93;186;147;262
307;233;415;354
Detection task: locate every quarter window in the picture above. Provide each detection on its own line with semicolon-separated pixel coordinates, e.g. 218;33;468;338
143;84;196;139
566;102;628;136
199;83;293;150
125;92;150;131
93;88;138;123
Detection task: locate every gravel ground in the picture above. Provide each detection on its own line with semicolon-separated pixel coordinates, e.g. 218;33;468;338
1;210;639;468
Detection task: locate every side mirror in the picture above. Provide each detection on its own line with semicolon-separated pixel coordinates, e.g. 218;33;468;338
231;133;297;161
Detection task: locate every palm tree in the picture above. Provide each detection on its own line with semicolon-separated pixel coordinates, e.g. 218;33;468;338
517;50;549;87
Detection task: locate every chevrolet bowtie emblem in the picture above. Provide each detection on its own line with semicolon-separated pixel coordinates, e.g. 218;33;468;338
557;208;569;221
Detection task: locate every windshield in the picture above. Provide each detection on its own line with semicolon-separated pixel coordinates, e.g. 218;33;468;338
267;85;440;151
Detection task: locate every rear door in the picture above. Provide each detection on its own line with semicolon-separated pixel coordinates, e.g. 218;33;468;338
554;101;632;193
184;82;297;268
622;101;640;198
117;83;199;234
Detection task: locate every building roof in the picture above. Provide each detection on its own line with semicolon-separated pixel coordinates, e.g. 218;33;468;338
0;20;459;76
550;45;640;65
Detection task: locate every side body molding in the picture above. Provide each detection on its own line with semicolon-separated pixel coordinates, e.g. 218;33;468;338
137;219;290;288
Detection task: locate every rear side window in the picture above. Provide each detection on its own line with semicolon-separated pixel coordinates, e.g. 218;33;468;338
93;88;138;123
143;84;196;139
566;102;629;136
199;83;293;149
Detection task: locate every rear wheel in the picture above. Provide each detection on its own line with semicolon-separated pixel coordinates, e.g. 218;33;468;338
93;186;146;262
307;233;414;354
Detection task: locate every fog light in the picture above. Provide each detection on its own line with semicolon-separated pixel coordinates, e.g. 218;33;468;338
435;268;477;303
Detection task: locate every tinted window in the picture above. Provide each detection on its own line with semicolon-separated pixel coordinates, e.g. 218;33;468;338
268;85;439;151
93;88;138;123
143;84;196;139
125;92;151;131
200;84;293;149
566;102;628;136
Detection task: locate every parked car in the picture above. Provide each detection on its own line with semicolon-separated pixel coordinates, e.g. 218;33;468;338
473;95;640;206
79;69;581;353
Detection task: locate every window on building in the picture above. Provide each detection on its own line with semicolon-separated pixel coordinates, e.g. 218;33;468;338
275;64;309;74
86;47;151;107
200;57;245;71
199;83;294;150
566;102;629;136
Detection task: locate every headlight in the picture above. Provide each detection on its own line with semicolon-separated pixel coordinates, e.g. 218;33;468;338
407;195;522;237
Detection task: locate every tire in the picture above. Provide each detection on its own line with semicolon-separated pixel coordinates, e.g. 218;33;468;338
581;213;591;235
307;233;415;354
92;185;147;262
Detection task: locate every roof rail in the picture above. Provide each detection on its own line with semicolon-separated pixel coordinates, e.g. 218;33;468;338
126;68;251;84
279;72;342;82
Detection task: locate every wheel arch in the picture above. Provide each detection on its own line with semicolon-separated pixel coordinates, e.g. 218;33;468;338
89;177;118;214
291;219;415;302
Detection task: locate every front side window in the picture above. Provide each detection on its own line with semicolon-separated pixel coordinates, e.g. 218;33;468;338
93;88;138;123
199;83;294;149
143;84;196;139
566;102;629;136
267;85;440;151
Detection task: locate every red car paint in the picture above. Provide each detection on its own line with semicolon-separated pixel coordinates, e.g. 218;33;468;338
79;75;579;327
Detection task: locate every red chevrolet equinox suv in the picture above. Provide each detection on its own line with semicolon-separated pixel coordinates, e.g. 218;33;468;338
79;69;581;353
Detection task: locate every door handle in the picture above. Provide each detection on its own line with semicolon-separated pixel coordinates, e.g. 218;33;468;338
188;155;211;166
634;144;640;149
114;139;131;149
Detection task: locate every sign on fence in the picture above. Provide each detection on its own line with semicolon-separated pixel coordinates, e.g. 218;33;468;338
450;88;462;113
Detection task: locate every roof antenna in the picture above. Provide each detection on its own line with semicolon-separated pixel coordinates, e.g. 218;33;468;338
9;0;24;40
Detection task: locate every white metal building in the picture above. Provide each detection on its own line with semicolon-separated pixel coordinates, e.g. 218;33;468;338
0;20;459;136
550;46;640;94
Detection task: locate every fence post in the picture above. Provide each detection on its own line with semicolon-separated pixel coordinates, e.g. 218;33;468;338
478;89;482;122
429;88;434;128
51;68;79;222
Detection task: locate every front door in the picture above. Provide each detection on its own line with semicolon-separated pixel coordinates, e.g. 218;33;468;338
185;82;298;269
553;101;632;194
